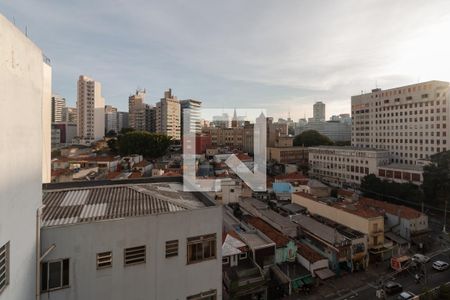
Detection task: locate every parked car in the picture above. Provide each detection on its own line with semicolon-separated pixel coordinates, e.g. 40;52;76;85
432;260;449;271
412;254;430;264
397;291;416;300
383;281;403;294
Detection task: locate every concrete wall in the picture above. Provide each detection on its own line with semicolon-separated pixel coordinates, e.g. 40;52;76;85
40;206;223;300
42;61;52;183
0;13;46;299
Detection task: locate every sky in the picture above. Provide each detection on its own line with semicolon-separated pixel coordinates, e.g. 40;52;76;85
2;0;450;120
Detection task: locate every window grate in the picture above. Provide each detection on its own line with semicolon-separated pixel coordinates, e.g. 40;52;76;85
96;251;112;269
124;246;146;266
165;240;179;258
0;242;9;295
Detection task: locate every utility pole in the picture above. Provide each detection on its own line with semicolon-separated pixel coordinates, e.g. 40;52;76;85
443;200;448;234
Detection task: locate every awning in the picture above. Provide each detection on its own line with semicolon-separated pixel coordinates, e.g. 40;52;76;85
385;232;409;246
301;276;314;285
315;268;335;280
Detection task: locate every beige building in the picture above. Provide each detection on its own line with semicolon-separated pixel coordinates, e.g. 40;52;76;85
62;106;77;124
308;146;390;187
156;89;181;140
51;94;66;122
267;146;308;164
77;75;105;142
352;80;450;165
292;193;385;250
128;89;148;131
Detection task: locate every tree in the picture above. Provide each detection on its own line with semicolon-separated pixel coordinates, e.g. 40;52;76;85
117;131;172;158
105;130;117;137
119;127;135;135
293;130;333;147
423;151;450;206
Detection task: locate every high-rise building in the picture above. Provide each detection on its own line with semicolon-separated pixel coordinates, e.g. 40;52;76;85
145;106;157;132
180;99;202;134
313;101;326;122
117;111;129;132
156;89;181;140
104;105;118;134
51;94;66;122
211;113;230;128
77;75;105;142
0;13;51;299
351;80;450;165
62;106;78;124
128;89;148;131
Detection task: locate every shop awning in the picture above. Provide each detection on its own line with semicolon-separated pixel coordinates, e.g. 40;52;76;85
315;268;335;280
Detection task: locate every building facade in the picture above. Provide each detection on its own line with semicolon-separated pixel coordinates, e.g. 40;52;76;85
104;105;118;134
313;101;326;122
40;179;222;300
351;81;450;165
180;99;202;135
0;13;51;299
117;111;129;132
52;94;66;122
77;75;105;142
62;107;77;124
156;89;181;140
308;146;390;187
128;89;148;131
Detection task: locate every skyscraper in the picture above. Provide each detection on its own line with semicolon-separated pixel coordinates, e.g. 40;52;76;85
77;75;105;142
156;89;181;140
128;89;147;131
180;99;202;135
104;105;118;134
117;111;129;132
51;94;66;122
313;101;326;121
62;106;78;124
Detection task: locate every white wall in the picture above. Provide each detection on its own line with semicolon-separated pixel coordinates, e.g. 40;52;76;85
42;61;52;183
40;206;223;300
0;13;46;299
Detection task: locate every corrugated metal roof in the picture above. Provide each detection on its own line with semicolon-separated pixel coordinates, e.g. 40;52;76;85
41;183;206;227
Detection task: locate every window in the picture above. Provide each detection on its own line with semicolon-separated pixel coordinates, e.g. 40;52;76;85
239;252;247;260
222;257;229;265
187;289;217;300
41;259;69;292
0;242;10;294
165;240;179;258
96;251;112;269
124;245;146;266
187;234;216;264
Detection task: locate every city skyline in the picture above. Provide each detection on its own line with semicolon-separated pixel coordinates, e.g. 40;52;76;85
2;0;450;119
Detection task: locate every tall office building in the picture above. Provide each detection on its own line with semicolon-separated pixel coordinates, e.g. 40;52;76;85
128;89;148;131
0;13;51;299
145;106;157;132
313;101;326;121
117;111;129;132
156;89;181;140
104;105;118;133
51;94;66;122
351;80;450;165
77;75;105;142
180;99;202;134
62;106;78;124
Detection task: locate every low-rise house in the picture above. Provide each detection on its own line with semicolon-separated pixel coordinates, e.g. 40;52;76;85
222;230;267;300
292;192;393;261
296;243;330;279
271;262;314;296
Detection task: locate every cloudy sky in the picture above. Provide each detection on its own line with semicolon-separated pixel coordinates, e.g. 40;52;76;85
2;0;450;119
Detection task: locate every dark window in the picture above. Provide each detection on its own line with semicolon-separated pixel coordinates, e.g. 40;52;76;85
41;258;70;292
187;234;216;264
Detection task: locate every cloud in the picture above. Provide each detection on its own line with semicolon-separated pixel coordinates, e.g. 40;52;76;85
2;0;450;119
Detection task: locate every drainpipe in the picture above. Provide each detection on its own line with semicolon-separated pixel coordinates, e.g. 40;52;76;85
36;206;56;300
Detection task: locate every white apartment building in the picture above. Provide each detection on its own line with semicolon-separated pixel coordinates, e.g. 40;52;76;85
52;95;66;122
351;80;450;165
40;178;222;300
156;89;181;140
180;99;202;135
77;75;105;143
308;146;390;187
0;13;51;299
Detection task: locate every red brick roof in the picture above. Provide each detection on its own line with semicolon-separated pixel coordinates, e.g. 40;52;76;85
296;242;325;263
244;216;290;248
275;172;308;183
134;160;150;167
129;172;143;179
358;197;423;220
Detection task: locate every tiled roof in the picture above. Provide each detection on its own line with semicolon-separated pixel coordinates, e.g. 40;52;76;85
296;242;325;263
42;182;208;227
244;216;290;248
358;197;423;220
134;160;151;167
275;172;308;183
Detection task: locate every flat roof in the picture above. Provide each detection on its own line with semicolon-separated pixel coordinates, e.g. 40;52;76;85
42;177;215;227
378;163;423;172
291;214;347;245
308;145;388;152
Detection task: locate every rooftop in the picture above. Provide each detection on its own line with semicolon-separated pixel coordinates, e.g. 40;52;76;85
291;214;348;245
378;163;424;172
308;145;389;153
296;242;325;263
42;177;214;227
243;216;290;248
